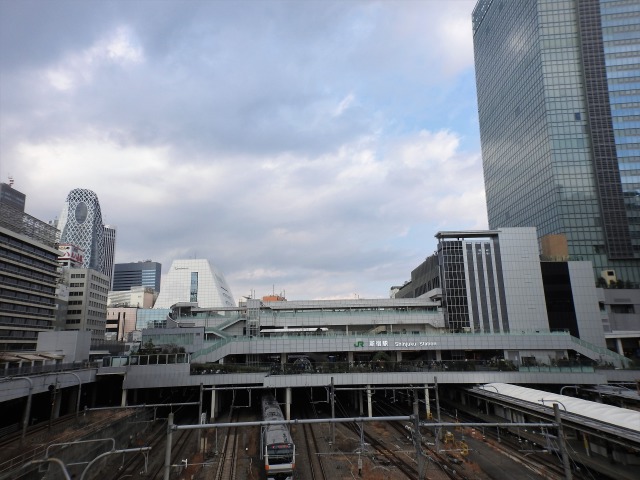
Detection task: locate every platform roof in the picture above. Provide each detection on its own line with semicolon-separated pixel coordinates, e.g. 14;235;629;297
483;383;640;434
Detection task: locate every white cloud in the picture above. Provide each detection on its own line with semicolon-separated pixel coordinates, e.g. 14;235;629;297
395;130;461;169
43;26;143;92
1;1;487;300
333;93;355;117
106;27;143;63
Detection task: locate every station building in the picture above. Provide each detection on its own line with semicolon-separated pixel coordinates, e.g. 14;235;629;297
2;228;638;480
134;229;627;372
395;228;607;349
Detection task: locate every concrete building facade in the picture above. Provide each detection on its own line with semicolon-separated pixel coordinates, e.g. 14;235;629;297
0;183;60;354
65;268;110;343
107;286;156;309
394;228;606;350
105;307;138;342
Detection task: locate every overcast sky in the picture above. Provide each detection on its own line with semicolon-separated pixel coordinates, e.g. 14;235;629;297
0;0;487;302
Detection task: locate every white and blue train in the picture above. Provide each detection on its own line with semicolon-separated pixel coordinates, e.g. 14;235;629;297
261;395;295;480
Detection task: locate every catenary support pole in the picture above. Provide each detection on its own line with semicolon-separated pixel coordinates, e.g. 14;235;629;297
434;376;442;451
554;403;573;480
164;412;174;480
425;384;430;420
285;387;291;421
210;388;217;420
197;383;203;451
330;377;335;445
413;389;425;478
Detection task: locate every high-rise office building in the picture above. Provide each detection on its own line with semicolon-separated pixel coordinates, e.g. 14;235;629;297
472;0;640;284
64;268;110;343
58;188;106;274
103;225;117;288
0;183;59;352
112;261;162;292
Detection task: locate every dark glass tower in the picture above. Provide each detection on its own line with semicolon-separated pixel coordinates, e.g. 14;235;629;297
473;0;640;284
112;261;162;292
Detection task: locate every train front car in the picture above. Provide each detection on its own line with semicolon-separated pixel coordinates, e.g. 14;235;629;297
262;395;295;480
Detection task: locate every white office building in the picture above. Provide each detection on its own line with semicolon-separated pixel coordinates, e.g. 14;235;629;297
154;259;235;309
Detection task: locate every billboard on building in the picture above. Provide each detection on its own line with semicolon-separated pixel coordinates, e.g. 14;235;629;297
58;244;85;267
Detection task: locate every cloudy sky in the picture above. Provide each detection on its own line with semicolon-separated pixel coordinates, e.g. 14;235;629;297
0;0;487;301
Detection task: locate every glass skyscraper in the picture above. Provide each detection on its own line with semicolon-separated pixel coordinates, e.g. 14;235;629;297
473;0;640;284
103;225;117;288
112;261;162;292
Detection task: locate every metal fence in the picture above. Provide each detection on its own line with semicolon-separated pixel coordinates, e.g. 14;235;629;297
1;361;99;378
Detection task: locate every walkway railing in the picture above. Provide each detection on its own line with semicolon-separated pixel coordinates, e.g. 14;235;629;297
570;336;631;367
101;353;189;367
189;358;603;375
1;362;100;378
190;337;232;361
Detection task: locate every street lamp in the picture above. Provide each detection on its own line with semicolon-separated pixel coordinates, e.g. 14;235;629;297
57;372;82;417
539;399;567;411
1;377;33;443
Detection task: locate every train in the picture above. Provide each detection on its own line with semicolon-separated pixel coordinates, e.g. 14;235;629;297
261;395;295;480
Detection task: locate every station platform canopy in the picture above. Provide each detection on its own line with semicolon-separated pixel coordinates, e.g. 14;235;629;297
480;383;640;435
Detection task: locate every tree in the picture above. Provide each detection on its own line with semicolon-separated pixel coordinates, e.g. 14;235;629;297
139;339;156;354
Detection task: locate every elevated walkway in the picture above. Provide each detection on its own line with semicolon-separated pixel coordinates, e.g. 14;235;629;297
569;336;630;367
188;331;631;367
109;361;610;391
204;315;246;340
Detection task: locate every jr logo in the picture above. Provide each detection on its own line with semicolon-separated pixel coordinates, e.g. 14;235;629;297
354;341;364;347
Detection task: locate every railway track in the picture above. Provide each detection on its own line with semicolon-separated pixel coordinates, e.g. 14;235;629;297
383;395;597;480
0;415;71;451
299;397;327;480
374;400;469;480
302;422;325;480
334;398;420;479
439;402;590;480
106;418;165;480
0;410;140;480
106;412;196;480
213;409;239;480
